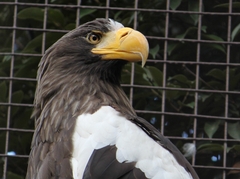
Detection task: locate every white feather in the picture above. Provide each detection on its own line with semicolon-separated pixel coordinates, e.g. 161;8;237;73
71;106;193;179
108;19;124;31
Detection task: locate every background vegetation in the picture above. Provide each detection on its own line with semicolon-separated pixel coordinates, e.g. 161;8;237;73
1;0;240;178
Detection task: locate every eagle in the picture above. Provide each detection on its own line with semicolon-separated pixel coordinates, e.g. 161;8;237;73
26;18;199;179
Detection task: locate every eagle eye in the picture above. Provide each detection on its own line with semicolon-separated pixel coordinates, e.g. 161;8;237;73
87;32;102;44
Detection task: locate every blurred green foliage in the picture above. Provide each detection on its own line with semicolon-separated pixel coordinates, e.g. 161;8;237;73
1;0;240;178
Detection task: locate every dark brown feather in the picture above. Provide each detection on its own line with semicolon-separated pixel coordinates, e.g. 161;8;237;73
83;145;147;179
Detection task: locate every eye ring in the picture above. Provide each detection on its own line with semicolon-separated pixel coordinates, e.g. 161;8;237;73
87;32;102;44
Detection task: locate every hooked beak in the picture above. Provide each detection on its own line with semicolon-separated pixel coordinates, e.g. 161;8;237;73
91;27;149;67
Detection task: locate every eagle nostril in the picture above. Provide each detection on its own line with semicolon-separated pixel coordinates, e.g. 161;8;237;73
120;31;129;39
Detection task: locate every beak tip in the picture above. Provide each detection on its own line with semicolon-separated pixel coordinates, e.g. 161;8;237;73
141;56;147;67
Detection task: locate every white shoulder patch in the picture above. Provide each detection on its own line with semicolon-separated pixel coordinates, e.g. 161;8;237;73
107;18;124;31
71;106;193;179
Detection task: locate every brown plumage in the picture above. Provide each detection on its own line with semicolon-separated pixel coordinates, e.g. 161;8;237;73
26;18;199;179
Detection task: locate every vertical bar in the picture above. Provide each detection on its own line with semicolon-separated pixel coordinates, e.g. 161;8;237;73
223;0;232;178
129;0;138;105
192;0;202;166
105;0;110;19
161;0;170;134
3;0;18;178
41;0;48;55
133;0;138;30
76;0;81;27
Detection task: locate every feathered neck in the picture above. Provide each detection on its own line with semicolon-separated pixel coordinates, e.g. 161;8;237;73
32;50;136;143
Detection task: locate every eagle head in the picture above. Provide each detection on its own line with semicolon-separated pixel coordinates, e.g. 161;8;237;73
38;18;149;85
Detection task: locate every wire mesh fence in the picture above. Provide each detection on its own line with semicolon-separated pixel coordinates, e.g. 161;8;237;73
1;0;240;178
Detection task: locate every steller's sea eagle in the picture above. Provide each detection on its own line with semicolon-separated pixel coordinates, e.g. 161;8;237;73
26;18;199;179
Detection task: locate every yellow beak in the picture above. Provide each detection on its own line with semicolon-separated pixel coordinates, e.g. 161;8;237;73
91;27;149;67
